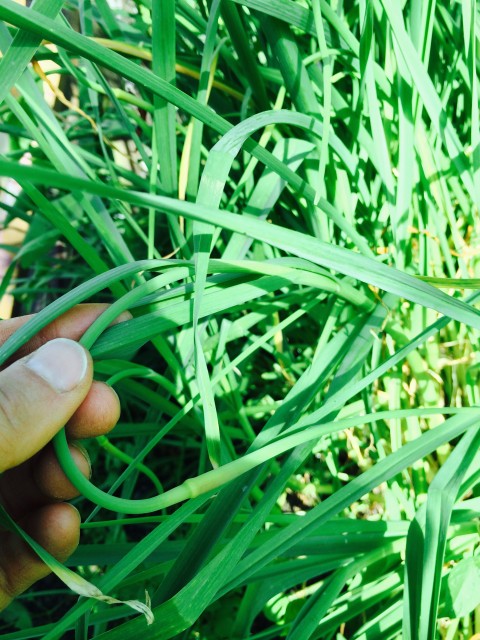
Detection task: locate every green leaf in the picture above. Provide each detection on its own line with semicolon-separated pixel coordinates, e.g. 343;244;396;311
1;161;480;335
0;506;154;625
443;556;480;619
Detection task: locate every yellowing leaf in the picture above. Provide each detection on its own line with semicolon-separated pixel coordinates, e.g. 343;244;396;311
0;506;154;625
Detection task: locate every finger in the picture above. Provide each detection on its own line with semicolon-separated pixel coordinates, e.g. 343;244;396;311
0;304;132;363
66;381;120;440
33;443;91;501
0;443;90;520
0;339;92;472
0;503;80;611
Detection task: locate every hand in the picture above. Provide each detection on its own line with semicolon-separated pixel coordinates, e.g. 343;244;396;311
0;304;125;611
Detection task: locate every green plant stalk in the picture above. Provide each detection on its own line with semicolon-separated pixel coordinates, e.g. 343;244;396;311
221;0;269;110
49;265;369;508
53;408;475;514
79;298;321;533
151;0;177;198
184;0;222;200
312;0;333;200
260;14;329;240
96;436;164;494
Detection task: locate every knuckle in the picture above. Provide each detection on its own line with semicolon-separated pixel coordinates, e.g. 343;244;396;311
0;385;19;434
0;386;22;471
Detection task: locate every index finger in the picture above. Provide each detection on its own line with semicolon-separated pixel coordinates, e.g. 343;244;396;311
0;304;131;362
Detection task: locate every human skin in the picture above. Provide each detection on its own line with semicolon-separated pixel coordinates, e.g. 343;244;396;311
0;304;127;611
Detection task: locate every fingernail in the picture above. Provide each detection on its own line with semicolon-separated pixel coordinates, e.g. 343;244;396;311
71;443;92;479
26;338;88;393
66;503;82;524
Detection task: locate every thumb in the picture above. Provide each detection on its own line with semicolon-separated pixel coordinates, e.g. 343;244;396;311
0;338;93;473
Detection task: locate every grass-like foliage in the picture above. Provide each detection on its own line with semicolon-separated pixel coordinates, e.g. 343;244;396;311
0;0;479;638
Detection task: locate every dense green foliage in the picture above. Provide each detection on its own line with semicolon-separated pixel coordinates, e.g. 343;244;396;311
0;0;479;638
